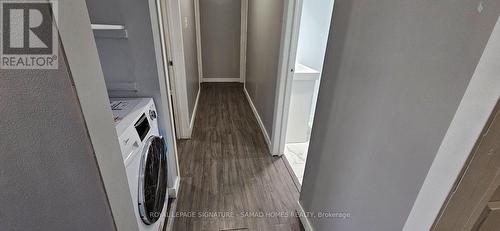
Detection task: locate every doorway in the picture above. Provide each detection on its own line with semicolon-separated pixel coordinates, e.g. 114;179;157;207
274;0;335;185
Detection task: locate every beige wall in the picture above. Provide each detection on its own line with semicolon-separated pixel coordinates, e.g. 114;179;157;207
245;0;284;134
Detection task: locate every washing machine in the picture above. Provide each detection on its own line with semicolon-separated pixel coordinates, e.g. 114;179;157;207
110;98;168;231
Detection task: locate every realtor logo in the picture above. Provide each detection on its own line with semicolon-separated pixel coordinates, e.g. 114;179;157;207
1;0;58;69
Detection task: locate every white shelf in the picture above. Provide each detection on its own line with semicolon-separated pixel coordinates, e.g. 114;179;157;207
91;24;127;39
91;24;125;30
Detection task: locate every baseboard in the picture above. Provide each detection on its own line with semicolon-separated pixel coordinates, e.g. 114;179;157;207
168;176;180;198
188;88;200;136
243;87;272;152
202;77;243;83
281;154;302;192
296;201;314;231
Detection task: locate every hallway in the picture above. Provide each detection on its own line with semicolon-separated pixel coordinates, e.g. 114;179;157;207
174;83;303;231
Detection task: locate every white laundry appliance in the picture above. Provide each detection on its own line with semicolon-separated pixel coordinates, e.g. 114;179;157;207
110;98;168;231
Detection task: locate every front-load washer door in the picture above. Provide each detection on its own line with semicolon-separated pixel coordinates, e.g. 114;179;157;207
138;135;168;225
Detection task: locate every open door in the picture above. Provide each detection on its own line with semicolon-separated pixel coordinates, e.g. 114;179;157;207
433;99;500;231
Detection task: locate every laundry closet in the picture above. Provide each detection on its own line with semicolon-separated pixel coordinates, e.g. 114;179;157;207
84;0;178;230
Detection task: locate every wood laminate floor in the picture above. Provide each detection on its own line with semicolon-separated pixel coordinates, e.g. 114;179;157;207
173;83;303;231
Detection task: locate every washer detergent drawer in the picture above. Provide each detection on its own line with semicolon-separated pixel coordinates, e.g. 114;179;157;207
118;125;142;165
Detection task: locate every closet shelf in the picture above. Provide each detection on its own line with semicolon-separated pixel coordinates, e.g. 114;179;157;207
91;24;127;39
91;24;125;30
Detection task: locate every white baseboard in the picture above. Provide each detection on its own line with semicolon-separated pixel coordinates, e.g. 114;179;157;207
202;77;243;83
188;88;200;136
168;176;180;198
243;87;272;152
296;201;314;231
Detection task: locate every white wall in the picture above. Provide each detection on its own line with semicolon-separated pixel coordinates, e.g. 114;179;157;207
299;0;500;230
290;0;335;137
295;0;334;71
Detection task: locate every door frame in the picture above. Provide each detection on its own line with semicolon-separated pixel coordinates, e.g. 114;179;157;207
154;0;182;196
271;0;303;156
195;0;248;83
159;0;192;139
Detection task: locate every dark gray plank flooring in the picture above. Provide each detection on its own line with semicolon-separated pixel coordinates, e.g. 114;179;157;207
173;83;303;231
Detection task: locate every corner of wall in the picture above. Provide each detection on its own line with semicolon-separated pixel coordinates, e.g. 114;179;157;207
243;86;273;153
188;87;201;137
